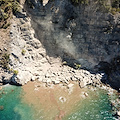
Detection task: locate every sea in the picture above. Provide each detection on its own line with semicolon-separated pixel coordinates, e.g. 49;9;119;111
0;83;118;120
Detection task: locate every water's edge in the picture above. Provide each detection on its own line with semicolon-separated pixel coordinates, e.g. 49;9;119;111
0;83;119;120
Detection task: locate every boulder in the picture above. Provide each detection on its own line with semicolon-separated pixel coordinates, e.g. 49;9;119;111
0;106;4;111
67;83;74;89
79;81;86;88
0;86;2;90
43;0;49;6
11;70;33;85
117;111;120;116
59;96;66;103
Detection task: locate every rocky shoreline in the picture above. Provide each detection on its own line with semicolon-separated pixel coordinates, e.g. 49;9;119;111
0;0;119;89
0;0;120;118
0;7;106;87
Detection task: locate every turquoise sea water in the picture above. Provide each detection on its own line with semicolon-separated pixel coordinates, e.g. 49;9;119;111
63;90;116;120
0;85;117;120
0;85;34;120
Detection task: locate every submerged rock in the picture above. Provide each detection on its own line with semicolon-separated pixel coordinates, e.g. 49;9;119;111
59;96;66;103
0;86;2;90
117;111;120;116
0;106;4;111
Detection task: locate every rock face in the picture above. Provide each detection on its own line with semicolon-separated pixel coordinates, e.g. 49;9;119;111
6;7;105;85
25;0;120;70
1;0;120;89
108;57;120;90
23;0;120;89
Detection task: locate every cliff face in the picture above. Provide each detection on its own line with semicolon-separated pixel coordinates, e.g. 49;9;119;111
0;0;120;89
23;0;120;89
24;0;120;70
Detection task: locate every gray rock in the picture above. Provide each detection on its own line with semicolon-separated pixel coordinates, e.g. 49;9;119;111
11;70;33;85
79;81;86;88
5;3;109;87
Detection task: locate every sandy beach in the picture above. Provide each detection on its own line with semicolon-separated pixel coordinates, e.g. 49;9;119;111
22;81;90;120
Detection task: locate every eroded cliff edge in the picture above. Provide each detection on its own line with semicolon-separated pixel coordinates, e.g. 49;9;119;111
0;0;120;90
25;0;120;68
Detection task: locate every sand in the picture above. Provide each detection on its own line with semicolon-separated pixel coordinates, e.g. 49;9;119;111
22;81;89;120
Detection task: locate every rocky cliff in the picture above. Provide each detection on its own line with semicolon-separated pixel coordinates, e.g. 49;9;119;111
24;0;120;89
0;0;120;89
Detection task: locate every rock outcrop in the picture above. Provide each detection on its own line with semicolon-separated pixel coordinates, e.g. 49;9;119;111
4;6;105;86
25;0;120;70
24;0;120;89
0;0;120;89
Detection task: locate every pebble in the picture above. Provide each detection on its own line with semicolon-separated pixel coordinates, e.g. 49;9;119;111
67;83;74;89
59;97;66;103
84;92;88;97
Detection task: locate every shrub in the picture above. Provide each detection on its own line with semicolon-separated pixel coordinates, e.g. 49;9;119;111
0;53;10;69
74;63;81;69
71;0;89;5
13;70;18;75
0;0;20;29
21;49;26;55
71;0;120;15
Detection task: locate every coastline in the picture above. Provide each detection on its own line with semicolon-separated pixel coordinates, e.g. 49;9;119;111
22;80;120;120
0;76;120;119
0;0;120;119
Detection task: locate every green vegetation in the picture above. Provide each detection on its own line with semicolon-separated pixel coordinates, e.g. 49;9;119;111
71;0;120;14
21;49;26;55
0;0;20;29
110;7;120;15
74;63;81;69
0;53;19;75
0;53;10;69
71;0;89;5
62;61;67;65
99;0;120;14
13;70;18;75
9;68;19;75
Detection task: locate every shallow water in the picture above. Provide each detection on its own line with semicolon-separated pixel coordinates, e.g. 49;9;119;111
0;85;34;120
0;84;117;120
63;90;116;120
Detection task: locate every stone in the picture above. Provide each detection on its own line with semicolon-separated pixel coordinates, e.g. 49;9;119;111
84;92;88;97
59;97;66;103
38;77;43;82
79;81;86;88
71;76;78;81
0;86;2;90
117;111;120;116
0;106;4;111
31;76;37;81
43;0;49;6
46;79;52;84
67;83;74;89
11;70;33;85
53;80;60;84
